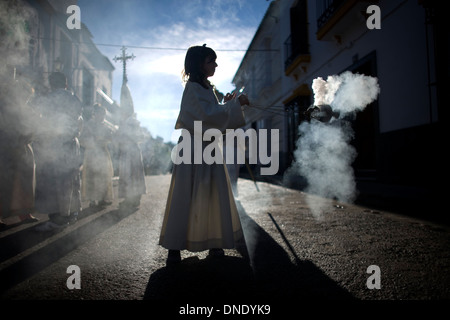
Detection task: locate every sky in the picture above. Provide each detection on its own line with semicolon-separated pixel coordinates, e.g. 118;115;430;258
77;0;272;143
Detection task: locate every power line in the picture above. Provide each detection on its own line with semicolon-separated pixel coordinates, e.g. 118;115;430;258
36;37;279;52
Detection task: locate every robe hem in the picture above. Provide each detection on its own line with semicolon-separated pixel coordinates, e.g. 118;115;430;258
159;228;244;252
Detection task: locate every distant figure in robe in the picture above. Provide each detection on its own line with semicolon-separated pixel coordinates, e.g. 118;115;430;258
80;104;115;207
33;72;83;231
116;110;147;209
0;73;39;229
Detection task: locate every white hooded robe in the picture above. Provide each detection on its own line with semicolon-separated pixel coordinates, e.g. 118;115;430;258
159;81;246;252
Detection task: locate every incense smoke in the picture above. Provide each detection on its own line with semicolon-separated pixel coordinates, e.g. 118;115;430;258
0;1;33;67
291;71;380;218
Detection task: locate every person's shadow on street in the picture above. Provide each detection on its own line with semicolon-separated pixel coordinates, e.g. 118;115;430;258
143;200;354;302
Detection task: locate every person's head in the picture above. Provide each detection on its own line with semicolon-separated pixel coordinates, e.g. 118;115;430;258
182;44;217;87
92;103;106;122
49;72;67;90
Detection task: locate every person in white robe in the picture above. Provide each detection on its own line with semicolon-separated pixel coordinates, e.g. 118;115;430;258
158;45;251;264
80;104;115;207
33;72;83;231
0;73;39;228
116;112;147;209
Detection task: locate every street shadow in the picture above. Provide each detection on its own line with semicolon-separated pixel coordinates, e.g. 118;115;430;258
0;205;138;294
143;255;257;302
0;204;106;265
143;200;354;302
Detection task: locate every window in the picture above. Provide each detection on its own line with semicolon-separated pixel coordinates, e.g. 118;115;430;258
284;0;309;69
316;0;345;30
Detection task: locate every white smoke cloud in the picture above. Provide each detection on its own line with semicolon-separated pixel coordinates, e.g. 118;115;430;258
327;71;381;114
0;0;33;66
291;71;380;218
294;121;357;218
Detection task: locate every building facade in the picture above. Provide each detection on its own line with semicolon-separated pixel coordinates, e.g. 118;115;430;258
2;0;115;113
233;0;446;188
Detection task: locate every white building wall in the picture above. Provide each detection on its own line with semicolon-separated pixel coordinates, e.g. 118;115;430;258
20;0;114;108
235;0;441;180
372;0;437;132
288;0;437;134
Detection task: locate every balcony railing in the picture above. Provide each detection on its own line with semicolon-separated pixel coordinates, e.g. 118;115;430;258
284;34;309;70
316;0;346;30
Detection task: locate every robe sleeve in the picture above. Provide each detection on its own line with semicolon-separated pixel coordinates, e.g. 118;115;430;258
175;82;246;134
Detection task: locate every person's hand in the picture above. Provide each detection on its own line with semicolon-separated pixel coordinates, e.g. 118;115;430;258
238;94;249;106
224;92;236;102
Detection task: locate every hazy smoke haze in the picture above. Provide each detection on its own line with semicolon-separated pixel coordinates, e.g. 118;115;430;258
291;71;380;218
